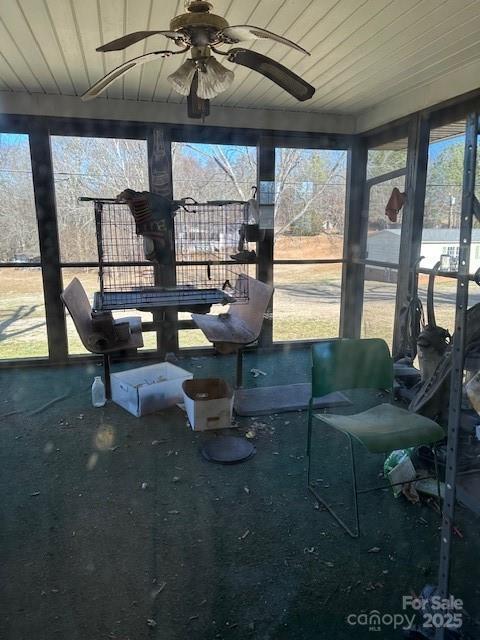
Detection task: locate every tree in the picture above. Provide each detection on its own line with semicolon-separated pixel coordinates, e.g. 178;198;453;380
0;133;38;261
366;147;407;179
172;143;257;202
52;136;149;261
172;143;347;237
424;141;464;228
274;148;346;236
0;137;351;264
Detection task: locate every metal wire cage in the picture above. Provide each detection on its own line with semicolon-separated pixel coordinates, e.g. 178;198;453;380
90;198;252;310
175;199;251;296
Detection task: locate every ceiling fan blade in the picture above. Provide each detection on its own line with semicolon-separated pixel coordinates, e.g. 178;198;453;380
219;26;310;55
81;51;169;100
97;30;183;52
227;48;315;102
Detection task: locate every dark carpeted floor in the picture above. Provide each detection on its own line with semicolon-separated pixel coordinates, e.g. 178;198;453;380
1;348;479;640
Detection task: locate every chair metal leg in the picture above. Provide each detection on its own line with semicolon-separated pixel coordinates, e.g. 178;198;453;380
307;423;360;538
349;434;360;536
308;424;442;538
103;353;111;400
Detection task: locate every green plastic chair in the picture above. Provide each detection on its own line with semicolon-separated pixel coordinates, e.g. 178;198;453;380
307;338;445;538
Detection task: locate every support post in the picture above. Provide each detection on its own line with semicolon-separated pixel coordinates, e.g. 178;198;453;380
148;127;178;355
436;112;478;639
392;113;430;359
29;126;68;363
339;138;368;338
256;137;275;346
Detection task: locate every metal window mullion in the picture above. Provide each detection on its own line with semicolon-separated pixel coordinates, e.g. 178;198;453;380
436;111;478;639
29;126;68;363
392;114;430;359
365;166;406;188
256;137;275;346
340;138;367;338
148;127;177;354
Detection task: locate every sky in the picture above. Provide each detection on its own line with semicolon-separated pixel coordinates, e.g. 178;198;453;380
429;134;465;160
1;132;476;172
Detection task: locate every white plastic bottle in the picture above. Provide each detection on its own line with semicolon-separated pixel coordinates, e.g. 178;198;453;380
92;376;106;407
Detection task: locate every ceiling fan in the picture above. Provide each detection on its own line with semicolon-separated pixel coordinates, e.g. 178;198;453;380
81;0;315;118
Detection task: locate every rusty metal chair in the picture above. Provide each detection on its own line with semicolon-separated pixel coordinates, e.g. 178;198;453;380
61;277;143;398
191;274;273;387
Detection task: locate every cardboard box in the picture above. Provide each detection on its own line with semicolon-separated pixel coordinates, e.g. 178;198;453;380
182;378;234;431
111;362;192;417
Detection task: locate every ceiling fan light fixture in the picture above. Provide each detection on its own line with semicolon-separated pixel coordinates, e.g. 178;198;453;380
167;59;196;95
197;57;234;99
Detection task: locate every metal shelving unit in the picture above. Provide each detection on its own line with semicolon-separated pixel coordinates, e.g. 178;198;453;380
436;111;480;640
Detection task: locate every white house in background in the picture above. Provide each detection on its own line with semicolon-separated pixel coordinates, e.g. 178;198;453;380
365;229;480;282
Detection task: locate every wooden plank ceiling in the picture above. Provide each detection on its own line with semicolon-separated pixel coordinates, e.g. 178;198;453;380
0;0;480;123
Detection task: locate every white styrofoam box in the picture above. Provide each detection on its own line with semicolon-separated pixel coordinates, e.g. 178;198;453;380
182;378;234;431
111;362;193;417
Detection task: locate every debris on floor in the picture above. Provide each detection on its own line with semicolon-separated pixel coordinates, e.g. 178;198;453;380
151;582;166;600
384;447;422;502
415;477;445;499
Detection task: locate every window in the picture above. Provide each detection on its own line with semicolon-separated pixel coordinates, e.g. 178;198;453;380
363;138;408;347
0;133;40;262
422;121;480;273
367;139;408;180
366;176;405;266
172;142;257;202
361;267;398;349
0;133;48;359
424;121;466;234
51;136;149;263
273;263;342;342
0;267;48;359
272;148;346;342
274;148;347;260
172;143;257;348
51;136;152;354
365;138;408;267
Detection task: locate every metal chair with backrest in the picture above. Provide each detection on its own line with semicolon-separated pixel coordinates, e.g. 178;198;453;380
61;277;144;398
307;338;446;538
191;274;274;387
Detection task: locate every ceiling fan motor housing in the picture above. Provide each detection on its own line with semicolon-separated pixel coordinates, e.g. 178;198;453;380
170;0;228;44
185;1;213;12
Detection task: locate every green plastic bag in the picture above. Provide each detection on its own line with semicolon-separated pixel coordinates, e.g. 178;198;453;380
384;448;415;497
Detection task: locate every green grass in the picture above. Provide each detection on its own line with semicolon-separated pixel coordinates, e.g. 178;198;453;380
0;339;49;360
2;266;433;359
273;317;340;341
